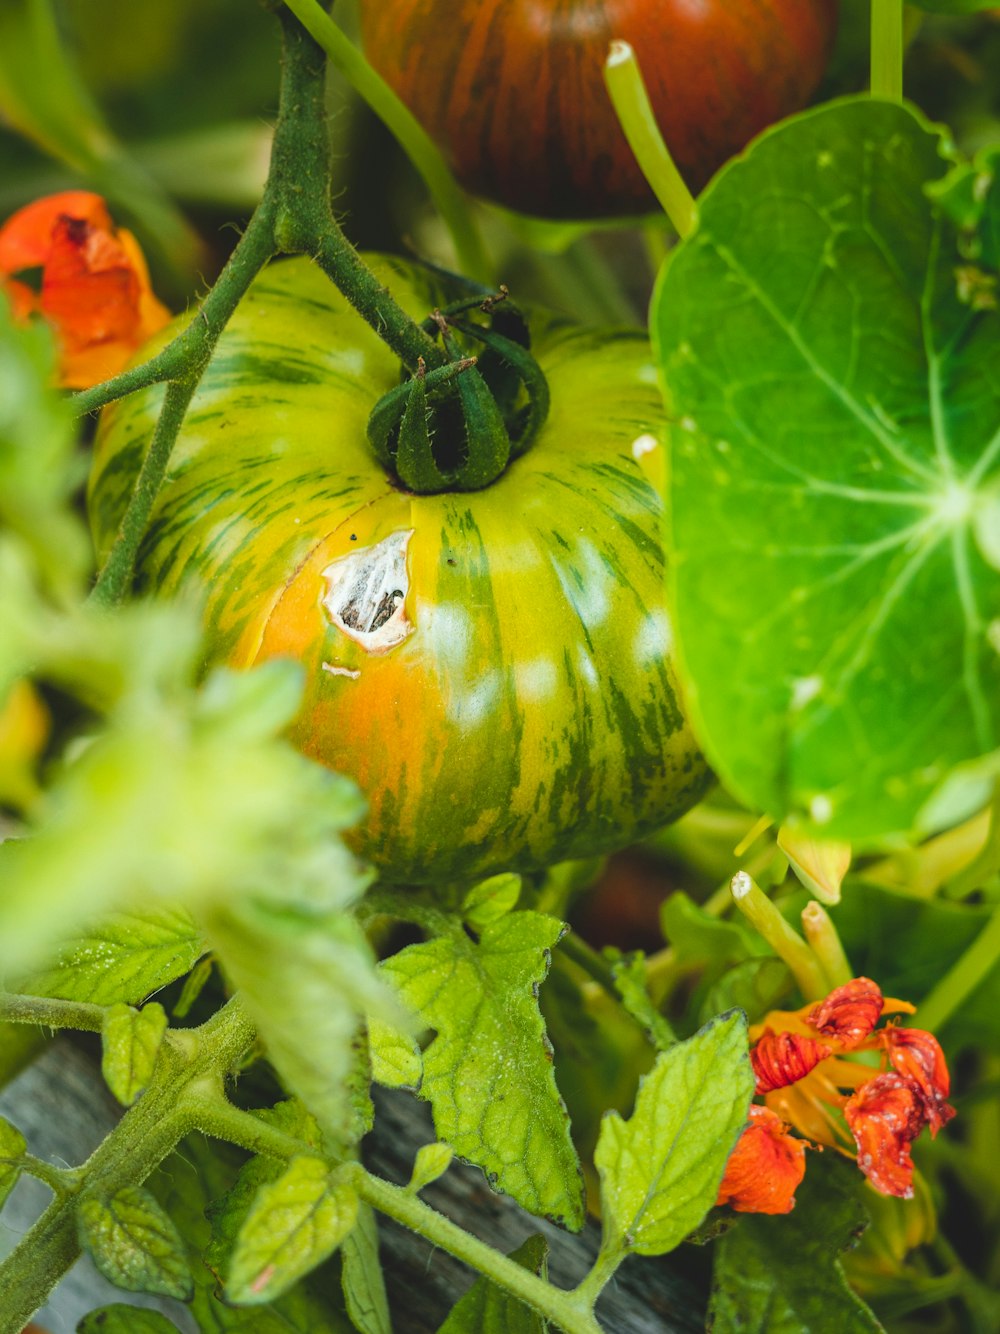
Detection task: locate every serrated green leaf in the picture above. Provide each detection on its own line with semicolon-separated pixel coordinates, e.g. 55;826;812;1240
368;1014;422;1089
708;1157;882;1333
20;907;205;1006
436;1234;549;1333
151;1135;354;1332
226;1157;358;1305
463;873;522;930
78;1185;193;1300
654;97;1000;843
101;1001;168;1106
409;1142;454;1193
341;1203;391;1334
0;1115;27;1209
594;1010;753;1257
206;1100;324;1278
77;1306;182;1333
608;950;676;1049
381;910;584;1229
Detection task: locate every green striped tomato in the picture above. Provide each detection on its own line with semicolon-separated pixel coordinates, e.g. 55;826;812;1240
88;257;708;883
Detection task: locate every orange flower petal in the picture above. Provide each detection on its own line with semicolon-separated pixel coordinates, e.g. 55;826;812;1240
0;191;110;273
716;1105;807;1215
883;1028;955;1133
0;192;171;389
751;1029;831;1094
807;977;883;1049
843;1072;928;1198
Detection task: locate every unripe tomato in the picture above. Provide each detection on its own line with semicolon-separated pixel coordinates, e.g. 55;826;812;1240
359;0;839;219
88;257;709;883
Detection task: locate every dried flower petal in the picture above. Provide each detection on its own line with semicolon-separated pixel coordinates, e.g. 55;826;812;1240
807;977;883;1048
751;1028;831;1094
843;1072;928;1198
884;1028;955;1133
716;1105;807;1215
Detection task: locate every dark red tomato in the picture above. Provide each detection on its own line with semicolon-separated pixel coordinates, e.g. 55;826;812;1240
359;0;839;219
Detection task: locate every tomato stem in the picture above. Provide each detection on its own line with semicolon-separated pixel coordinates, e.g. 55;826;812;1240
280;0;493;284
604;41;697;242
871;0;905;102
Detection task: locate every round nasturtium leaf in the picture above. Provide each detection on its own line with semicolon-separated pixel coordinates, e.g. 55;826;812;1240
653;97;1000;843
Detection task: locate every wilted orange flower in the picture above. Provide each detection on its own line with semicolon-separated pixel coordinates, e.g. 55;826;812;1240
716;1104;807;1215
718;978;955;1214
0;191;170;388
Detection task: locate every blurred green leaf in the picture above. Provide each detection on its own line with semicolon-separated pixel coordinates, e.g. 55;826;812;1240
462;873;522;931
0;0;203;287
78;1184;193;1300
380;909;584;1230
0;292;88;601
368;1014;422;1089
101;1001;168;1106
708;1157;881;1333
654;97;1000;843
594;1010;752;1258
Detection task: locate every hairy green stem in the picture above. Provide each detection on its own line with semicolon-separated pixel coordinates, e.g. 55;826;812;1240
346;1163;605;1334
604;40;696;240
871;0;904;102
89;375;199;605
0;997;256;1333
915;907;1000;1033
0;991;105;1033
280;0;492;282
190;1092;316;1162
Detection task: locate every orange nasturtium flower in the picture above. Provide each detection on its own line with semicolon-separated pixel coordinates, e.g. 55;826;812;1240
0;191;170;388
717;977;955;1214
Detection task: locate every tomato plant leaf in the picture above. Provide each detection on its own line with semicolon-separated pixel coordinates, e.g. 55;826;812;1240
20;908;205;1007
654;97;1000;843
594;1010;752;1258
100;1001;168;1106
708;1157;881;1333
151;1135;354;1333
607;950;676;1049
380;910;584;1229
368;1014;422;1089
76;1308;182;1333
225;1157;359;1306
408;1142;454;1193
0;1115;27;1210
462;873;522;931
340;1203;391;1334
77;1185;193;1300
206;1099;323;1276
436;1234;549;1334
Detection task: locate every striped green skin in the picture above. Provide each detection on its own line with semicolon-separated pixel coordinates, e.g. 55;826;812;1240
89;257;708;883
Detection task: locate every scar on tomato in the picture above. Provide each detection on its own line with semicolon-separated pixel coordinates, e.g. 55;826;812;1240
321;529;414;653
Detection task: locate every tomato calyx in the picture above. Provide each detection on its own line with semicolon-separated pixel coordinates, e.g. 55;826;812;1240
366;288;550;493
